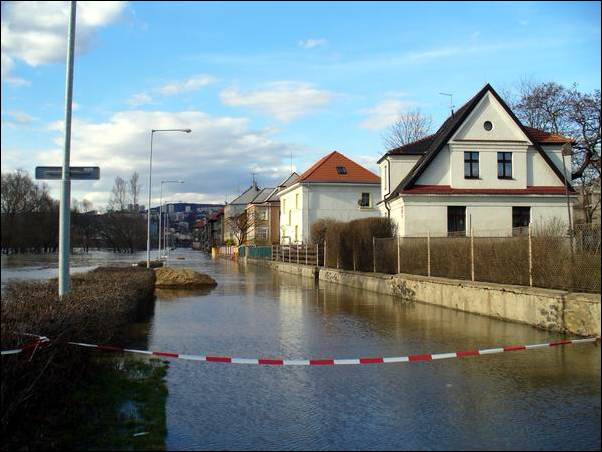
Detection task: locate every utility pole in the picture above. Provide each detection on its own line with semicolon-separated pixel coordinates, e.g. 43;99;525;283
58;1;77;297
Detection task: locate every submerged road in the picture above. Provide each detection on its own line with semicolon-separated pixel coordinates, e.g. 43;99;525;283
143;250;600;451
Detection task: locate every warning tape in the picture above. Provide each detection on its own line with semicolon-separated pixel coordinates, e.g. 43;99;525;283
64;336;600;366
1;335;49;356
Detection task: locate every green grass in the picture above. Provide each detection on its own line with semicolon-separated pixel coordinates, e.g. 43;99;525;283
54;356;168;450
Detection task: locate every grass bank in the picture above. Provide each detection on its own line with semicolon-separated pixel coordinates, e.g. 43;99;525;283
1;266;158;449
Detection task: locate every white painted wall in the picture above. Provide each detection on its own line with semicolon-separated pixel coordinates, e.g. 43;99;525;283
417;146;450;185
386;195;573;237
280;183;381;243
379;154;422;200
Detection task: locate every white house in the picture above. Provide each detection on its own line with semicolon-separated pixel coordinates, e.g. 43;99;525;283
378;84;577;237
278;151;381;243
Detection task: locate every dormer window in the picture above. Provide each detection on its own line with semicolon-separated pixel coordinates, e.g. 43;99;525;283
336;166;347;175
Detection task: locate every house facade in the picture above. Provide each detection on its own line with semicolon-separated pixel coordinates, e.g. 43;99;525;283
223;182;261;244
378;84;577;237
245;173;299;245
279;151;380;244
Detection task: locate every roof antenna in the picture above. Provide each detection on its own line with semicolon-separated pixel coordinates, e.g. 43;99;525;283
251;172;257;188
439;92;454;117
290;151;293;174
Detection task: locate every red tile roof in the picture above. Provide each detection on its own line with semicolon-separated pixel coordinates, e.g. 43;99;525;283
524;127;575;144
400;185;576;195
299;151;380;184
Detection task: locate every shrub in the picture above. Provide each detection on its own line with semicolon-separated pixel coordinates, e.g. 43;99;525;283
1;266;156;448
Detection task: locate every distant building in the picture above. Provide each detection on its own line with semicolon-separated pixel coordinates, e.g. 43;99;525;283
278;151;380;244
223;182;261;244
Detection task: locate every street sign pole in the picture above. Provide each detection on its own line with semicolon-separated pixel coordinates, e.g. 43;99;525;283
58;0;77;297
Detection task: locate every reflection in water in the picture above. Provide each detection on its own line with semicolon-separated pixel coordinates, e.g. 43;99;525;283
2;250;600;450
155;287;216;300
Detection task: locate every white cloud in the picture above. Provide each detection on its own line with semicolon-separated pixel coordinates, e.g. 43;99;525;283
127;92;153;106
220;82;336;122
298;38;327;49
360;99;415;130
37;109;298;207
1;1;126;83
2;110;36;125
157;74;217;95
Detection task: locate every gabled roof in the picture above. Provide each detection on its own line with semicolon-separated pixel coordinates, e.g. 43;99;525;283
265;172;300;202
229;183;261;205
249;188;274;204
376;134;436;163
385;84;573;201
524;127;575;144
298;151;380;184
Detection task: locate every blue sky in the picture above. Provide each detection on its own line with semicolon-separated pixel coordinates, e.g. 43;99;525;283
1;1;600;207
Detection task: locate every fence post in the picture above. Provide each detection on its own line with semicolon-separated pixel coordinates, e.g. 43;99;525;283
297;245;299;264
397;236;400;274
324;239;327;268
470;225;475;282
336;244;340;269
305;244;308;265
353;242;357;272
427;232;431;277
528;224;533;287
372;236;376;273
271;244;274;261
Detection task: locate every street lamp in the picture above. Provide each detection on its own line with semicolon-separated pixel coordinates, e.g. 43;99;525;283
163;200;183;259
146;129;191;268
159;180;184;259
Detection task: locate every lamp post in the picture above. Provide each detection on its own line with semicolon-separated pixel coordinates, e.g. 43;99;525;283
146;129;191;268
159;180;184;259
163;200;183;260
58;0;77;297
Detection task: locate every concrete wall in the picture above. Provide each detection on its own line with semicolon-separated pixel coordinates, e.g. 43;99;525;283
319;268;601;337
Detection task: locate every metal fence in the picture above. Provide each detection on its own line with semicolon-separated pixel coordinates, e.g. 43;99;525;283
343;224;600;294
271;244;323;266
238;245;272;259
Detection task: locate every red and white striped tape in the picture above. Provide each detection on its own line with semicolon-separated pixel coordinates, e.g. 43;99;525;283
65;336;600;366
1;335;49;356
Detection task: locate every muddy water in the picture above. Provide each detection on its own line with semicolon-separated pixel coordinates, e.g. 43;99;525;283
2;250;600;450
147;251;600;451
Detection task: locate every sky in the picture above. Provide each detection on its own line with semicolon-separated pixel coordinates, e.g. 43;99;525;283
1;1;600;209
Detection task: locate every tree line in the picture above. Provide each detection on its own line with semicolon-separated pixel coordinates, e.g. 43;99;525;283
1;170;147;254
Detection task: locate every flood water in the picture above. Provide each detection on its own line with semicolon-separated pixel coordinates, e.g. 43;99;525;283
2;249;601;450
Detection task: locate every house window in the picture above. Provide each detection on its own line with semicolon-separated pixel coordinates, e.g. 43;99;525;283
257;227;268;241
484;121;493;131
512;207;530;235
359;192;371;207
282;199;286;213
336;166;347;175
447;206;466;237
464;152;479;179
294;225;299;242
295;193;299;209
498;152;513;179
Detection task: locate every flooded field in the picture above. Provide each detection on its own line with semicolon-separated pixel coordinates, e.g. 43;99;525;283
2;249;600;450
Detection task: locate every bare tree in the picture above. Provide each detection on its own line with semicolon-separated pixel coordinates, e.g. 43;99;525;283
509;80;601;181
224;211;254;245
108;176;128;212
383;108;433;149
129;172;141;208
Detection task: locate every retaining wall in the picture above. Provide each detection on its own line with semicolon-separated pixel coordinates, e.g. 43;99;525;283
242;257;600;337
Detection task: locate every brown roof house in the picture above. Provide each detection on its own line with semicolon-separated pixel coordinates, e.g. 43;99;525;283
377;83;577;237
278;151;381;243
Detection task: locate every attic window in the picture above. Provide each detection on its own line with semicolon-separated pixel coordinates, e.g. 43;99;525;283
336;166;347;175
484;121;493;131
